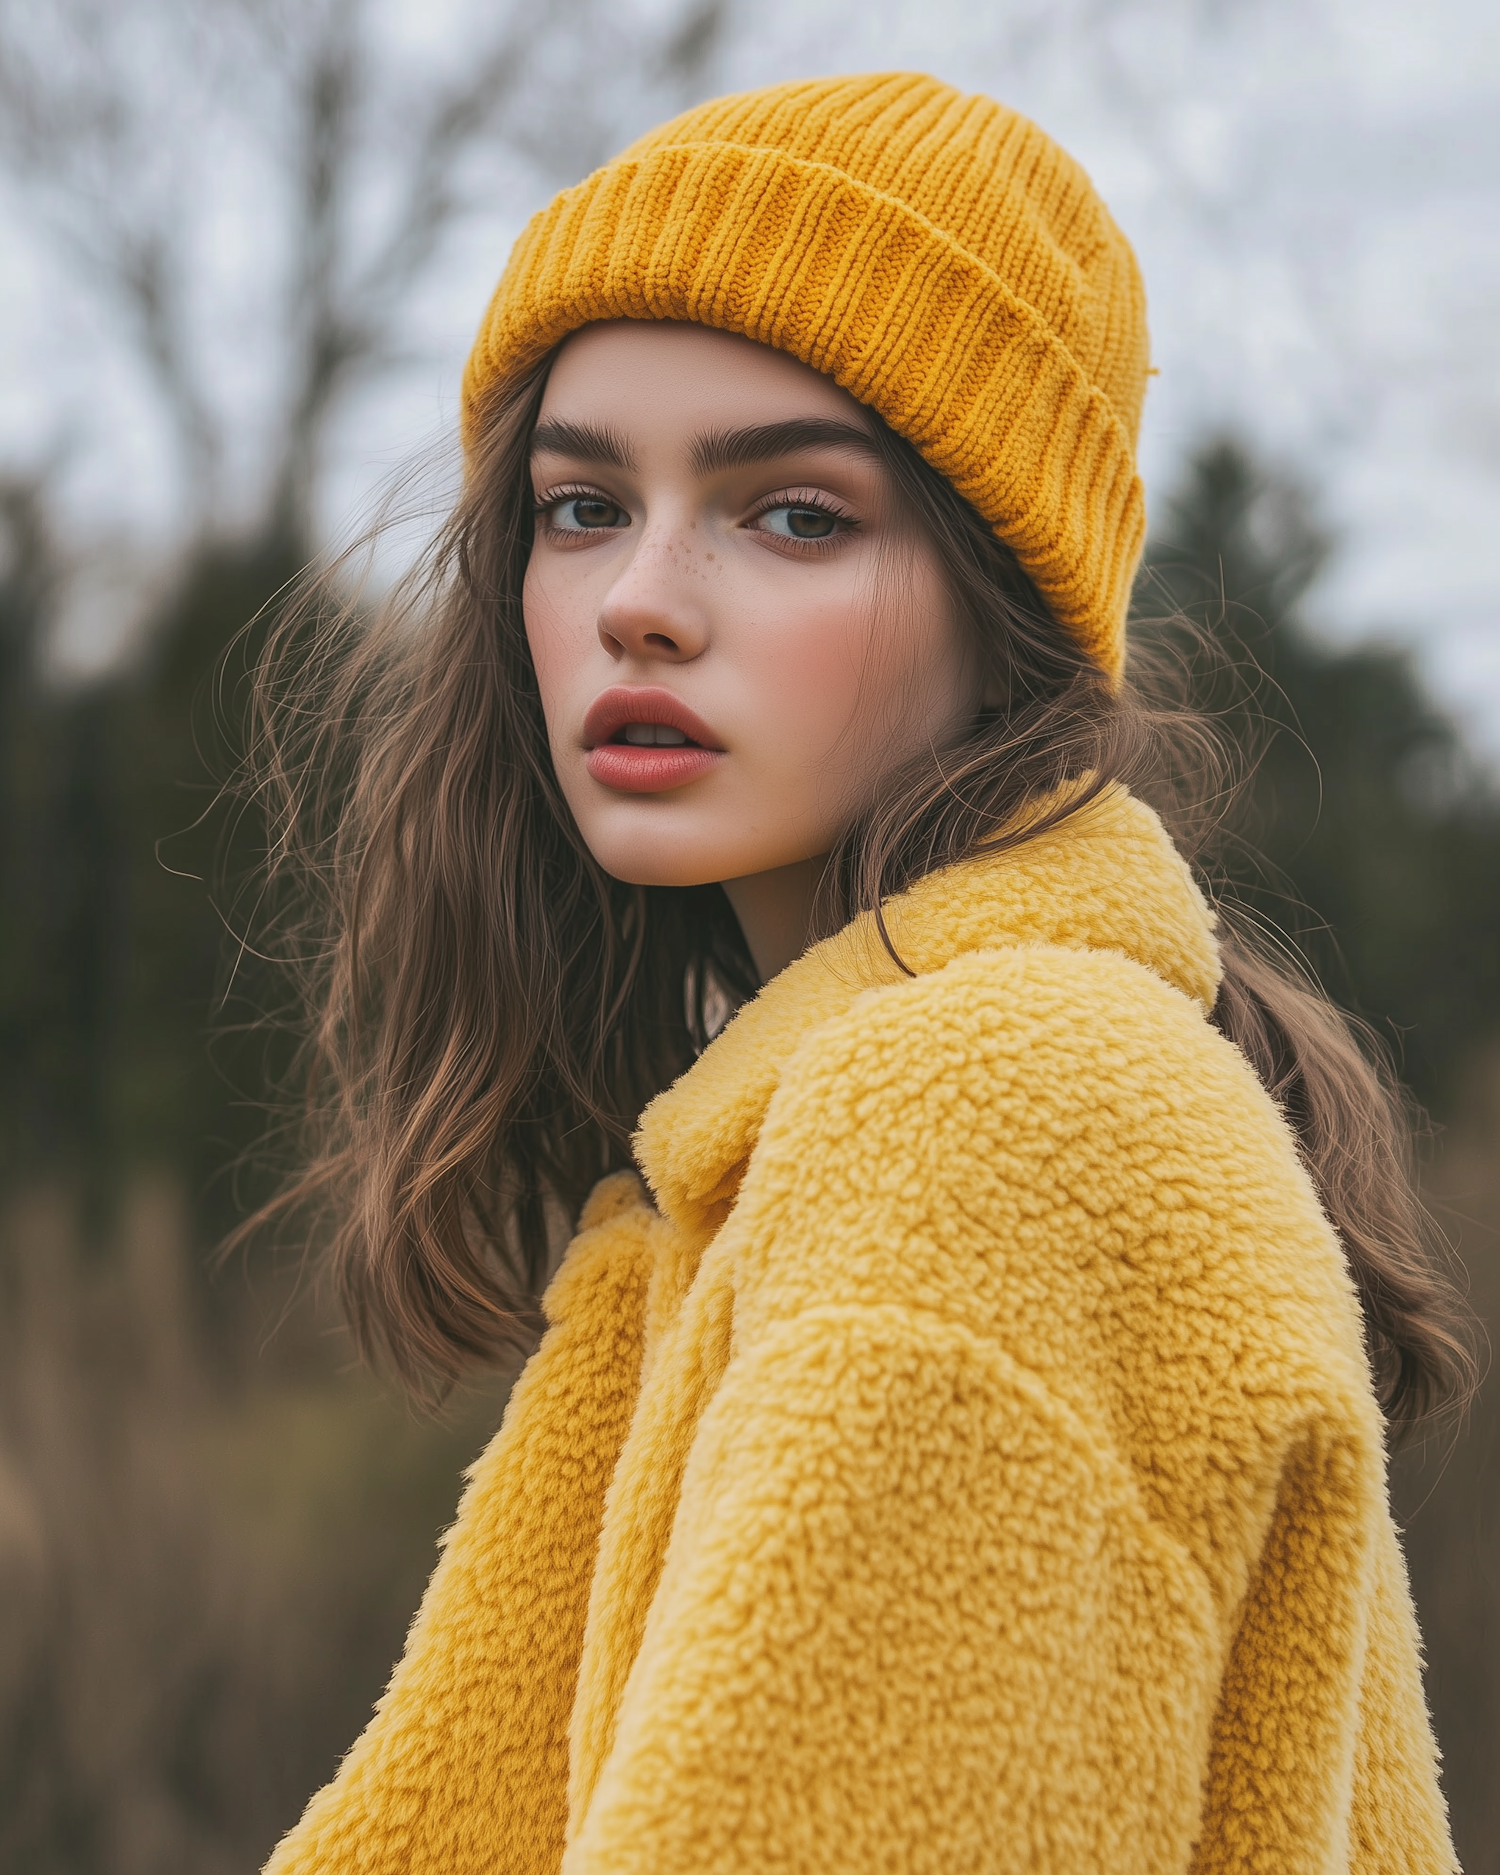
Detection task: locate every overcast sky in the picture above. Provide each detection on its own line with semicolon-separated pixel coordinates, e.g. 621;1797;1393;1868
3;0;1497;750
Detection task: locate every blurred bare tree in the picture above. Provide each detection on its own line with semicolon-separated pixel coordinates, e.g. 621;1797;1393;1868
0;4;725;1870
0;0;726;558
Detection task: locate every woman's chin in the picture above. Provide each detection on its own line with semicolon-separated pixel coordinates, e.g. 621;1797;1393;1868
586;838;743;892
584;831;786;893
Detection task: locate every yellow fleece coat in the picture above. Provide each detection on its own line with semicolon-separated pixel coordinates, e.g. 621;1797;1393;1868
265;789;1454;1875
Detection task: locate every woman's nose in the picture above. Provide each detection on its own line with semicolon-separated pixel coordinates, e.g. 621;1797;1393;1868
596;531;710;663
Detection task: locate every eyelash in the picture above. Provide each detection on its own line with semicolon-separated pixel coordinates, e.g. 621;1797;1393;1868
533;483;618;532
747;489;860;552
531;483;861;550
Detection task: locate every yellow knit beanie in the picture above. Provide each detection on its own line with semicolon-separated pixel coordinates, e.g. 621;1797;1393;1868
463;72;1149;680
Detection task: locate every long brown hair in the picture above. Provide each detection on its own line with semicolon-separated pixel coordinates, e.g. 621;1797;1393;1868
238;336;1475;1434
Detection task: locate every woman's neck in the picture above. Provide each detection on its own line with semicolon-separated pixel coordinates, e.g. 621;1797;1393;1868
720;857;825;986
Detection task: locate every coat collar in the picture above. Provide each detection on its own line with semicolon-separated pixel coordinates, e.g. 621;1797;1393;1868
634;787;1221;1239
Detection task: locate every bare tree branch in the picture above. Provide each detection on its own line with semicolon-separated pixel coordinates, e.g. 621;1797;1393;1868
656;0;728;85
0;0;230;521
0;0;729;563
352;3;580;308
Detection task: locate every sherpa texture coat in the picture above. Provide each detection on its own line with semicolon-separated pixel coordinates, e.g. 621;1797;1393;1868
265;789;1454;1875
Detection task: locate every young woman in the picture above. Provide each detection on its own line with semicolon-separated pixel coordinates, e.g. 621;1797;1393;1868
258;73;1467;1875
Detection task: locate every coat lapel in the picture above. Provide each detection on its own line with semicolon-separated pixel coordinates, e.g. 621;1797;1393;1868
635;786;1220;1236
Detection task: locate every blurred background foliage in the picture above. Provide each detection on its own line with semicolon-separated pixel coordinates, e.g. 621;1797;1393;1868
0;2;1497;1872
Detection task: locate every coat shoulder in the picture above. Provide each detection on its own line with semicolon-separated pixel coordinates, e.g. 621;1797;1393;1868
736;940;1373;1431
783;938;1265;1150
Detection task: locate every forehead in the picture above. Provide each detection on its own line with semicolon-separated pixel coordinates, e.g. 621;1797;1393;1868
537;321;866;435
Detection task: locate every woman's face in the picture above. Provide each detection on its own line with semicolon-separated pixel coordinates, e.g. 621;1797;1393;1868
523;321;976;897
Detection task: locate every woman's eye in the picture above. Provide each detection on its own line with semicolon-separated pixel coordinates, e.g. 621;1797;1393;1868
759;504;841;540
547;495;628;532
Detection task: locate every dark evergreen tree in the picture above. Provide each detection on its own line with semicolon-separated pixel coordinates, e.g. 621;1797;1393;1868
0;481;123;1205
0;490;301;1240
1141;437;1500;1111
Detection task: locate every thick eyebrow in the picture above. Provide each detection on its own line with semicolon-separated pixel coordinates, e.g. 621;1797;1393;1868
689;417;882;478
528;414;882;479
530;419;637;470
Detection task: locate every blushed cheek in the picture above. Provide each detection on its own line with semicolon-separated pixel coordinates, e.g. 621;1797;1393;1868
741;598;872;773
732;628;857;850
744;579;966;815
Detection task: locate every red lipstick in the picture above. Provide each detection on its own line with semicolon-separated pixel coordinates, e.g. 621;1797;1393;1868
583;686;725;794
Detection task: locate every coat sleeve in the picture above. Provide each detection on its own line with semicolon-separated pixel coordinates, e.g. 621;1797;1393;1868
262;1174;656;1875
565;1297;1227;1875
564;948;1431;1875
